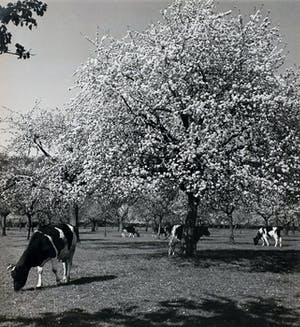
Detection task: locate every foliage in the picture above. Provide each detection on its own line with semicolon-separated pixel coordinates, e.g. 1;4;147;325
0;152;70;233
0;0;47;58
130;185;180;228
70;0;299;204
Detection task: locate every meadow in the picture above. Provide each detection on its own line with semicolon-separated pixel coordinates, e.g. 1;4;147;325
0;227;299;327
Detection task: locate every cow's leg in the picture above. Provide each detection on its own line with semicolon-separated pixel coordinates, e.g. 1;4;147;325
62;262;68;283
262;235;269;246
36;266;43;288
62;251;75;283
51;259;60;284
274;235;278;247
179;240;185;255
279;236;282;247
168;238;178;256
64;260;71;283
265;236;269;246
168;238;174;256
66;257;73;283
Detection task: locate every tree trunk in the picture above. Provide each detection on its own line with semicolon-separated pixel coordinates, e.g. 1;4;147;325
75;204;81;241
26;214;32;240
225;209;236;244
228;213;235;244
119;217;124;232
104;218;107;237
118;204;128;232
1;215;7;236
184;193;199;257
74;203;79;227
291;220;296;234
91;219;97;232
157;216;163;238
274;212;280;226
70;203;81;241
262;214;271;228
284;221;290;236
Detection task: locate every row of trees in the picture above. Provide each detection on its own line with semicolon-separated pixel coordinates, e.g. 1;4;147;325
0;149;298;239
1;0;299;255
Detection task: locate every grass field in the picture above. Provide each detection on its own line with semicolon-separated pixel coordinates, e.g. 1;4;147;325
0;227;299;327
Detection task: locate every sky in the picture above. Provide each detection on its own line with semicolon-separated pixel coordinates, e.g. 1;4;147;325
0;0;299;146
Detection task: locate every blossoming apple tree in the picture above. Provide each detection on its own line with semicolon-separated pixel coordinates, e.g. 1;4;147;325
7;101;139;229
69;0;299;255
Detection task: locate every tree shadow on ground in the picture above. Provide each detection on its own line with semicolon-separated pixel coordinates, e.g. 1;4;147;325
100;245;300;274
82;240;168;255
191;249;300;273
1;295;299;327
82;240;167;248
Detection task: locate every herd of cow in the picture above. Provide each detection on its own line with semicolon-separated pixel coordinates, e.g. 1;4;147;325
7;223;283;292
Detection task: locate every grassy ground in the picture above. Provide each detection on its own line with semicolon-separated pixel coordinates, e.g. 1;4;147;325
0;227;299;327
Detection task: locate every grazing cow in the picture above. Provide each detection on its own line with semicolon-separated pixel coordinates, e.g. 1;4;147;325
253;226;282;247
7;223;78;291
168;224;210;256
121;225;140;238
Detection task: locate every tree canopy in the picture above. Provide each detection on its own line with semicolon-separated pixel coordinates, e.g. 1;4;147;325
69;0;299;253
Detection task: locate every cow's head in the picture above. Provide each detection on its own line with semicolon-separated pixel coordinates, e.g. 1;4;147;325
7;264;29;291
201;226;210;237
253;233;261;246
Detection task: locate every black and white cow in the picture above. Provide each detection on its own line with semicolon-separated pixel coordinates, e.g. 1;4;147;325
168;224;210;256
253;226;282;247
121;225;140;238
7;223;78;291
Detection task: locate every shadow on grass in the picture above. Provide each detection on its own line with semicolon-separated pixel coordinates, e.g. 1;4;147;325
24;275;117;291
82;240;167;246
70;274;117;285
83;242;300;274
1;295;299;327
82;241;168;253
193;249;300;273
80;236;299;274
